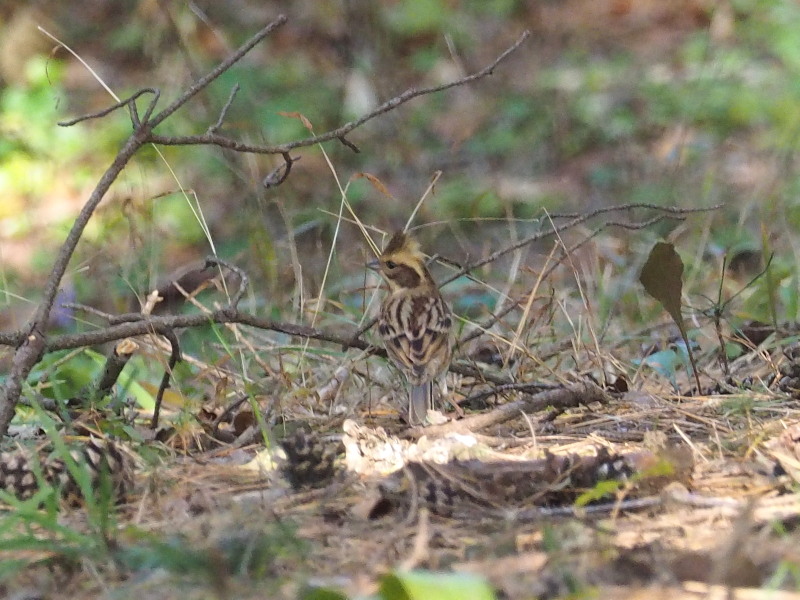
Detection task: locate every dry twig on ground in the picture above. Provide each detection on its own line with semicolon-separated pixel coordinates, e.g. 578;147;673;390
407;380;614;438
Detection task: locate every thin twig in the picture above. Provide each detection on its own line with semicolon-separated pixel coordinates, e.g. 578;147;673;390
208;83;240;134
0;134;144;436
212;393;250;432
509;495;662;521
205;255;248;309
545;203;724;219
262;153;298;188
61;302;118;322
459;381;558;407
441;204;721;287
337;136;360;153
148;17;288;128
145;31;531;155
406;380;613;438
150;329;182;429
0;307;509;385
57;88;158;127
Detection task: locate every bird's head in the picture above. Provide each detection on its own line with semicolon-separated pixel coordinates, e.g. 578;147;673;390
369;231;435;291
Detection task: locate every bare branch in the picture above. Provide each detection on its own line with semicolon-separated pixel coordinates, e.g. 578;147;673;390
62;302;118;322
458;381;559;407
208;84;240;134
338;136;360;153
43;310;359;352
0;134;145;436
407;380;613;438
148;16;288;128
146;131;286;153
144;31;531;155
545;202;724;219
440;203;721;287
262;153;298;188
0;17;290;436
25;307;506;386
266;30;532;153
58;88;158;127
89;338;139;400
139;87;162;125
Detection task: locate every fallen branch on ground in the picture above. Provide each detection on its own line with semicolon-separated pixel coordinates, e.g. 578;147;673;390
406;380;614;438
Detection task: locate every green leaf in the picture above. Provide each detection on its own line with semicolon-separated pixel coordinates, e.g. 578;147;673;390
574;479;624;507
380;570;496;600
299;586;350;600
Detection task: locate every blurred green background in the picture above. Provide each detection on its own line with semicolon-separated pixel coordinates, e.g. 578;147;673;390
1;0;799;395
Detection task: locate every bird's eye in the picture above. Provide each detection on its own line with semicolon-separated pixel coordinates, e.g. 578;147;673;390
385;260;397;269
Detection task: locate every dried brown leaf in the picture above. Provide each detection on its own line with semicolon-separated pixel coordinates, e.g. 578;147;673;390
639;241;702;391
639;241;684;326
277;110;314;131
353;172;395;200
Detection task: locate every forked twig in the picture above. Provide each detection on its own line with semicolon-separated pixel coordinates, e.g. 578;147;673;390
145;31;532;155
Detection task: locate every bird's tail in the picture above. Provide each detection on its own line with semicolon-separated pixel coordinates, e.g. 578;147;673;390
408;383;433;426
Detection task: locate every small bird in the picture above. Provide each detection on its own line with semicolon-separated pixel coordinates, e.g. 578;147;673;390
369;231;452;425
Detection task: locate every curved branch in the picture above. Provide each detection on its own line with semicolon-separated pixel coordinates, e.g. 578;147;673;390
262;152;298;188
150;329;181;429
269;30;532;153
144;31;531;155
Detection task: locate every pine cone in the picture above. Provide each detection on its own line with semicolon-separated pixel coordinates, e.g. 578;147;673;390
280;430;342;490
0;438;132;505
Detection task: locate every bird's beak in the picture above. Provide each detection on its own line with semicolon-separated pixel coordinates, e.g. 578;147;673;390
367;258;380;271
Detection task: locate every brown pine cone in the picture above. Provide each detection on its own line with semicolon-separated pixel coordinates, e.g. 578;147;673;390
280;430;342;491
0;438;132;505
